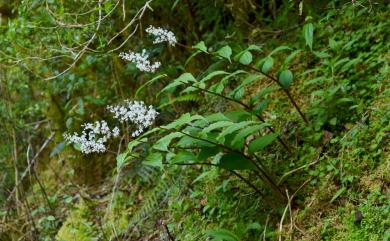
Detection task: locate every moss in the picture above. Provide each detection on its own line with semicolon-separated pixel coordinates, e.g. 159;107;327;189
330;201;390;241
102;191;131;235
56;199;100;241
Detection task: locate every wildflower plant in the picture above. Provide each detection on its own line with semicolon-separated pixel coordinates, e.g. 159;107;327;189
115;40;313;201
63;121;120;154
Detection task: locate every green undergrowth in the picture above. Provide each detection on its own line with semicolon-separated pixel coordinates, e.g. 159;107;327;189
53;3;389;241
2;1;389;241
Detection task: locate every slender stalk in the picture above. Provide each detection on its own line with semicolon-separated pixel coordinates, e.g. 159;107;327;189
243;64;309;124
32;171;54;211
172;162;263;195
11;129;20;215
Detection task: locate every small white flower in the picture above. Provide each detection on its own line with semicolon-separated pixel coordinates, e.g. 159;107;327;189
119;49;161;73
146;25;177;46
63;120;120;154
112;127;120;137
107;100;159;137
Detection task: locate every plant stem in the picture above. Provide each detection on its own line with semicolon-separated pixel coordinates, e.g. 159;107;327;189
233;63;308;124
171;162;263;195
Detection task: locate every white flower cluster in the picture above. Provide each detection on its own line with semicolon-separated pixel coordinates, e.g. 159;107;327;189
107;100;159;137
119;50;161;73
63;121;120;154
146;25;177;46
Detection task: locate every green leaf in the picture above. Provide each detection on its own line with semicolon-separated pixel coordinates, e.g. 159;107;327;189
262;57;274;74
205;113;231;122
224;110;252;122
163;113;205;129
252;100;270;115
313;50;330;58
192;170;214;184
185;50;203;66
193;41;207;52
76;97;85;115
249;87;277;105
200;70;229;83
171;151;197;164
217;121;257;142
158;73;196;96
175;135;195;148
205;228;240;241
218;152;255;170
143;152;163;169
209;70;247;94
198;147;220;161
328;38;338;50
248;133;279;154
50;141;65;157
232;87;245;100
269;45;291;56
137;127;161;139
246;45;262;52
238;51;252;65
84;95;106;105
303;23;314;50
216;46;232;61
73;143;81;151
340;57;361;73
201;121;233;136
103;1;113;14
229;74;259;99
135;74;167;98
329;117;337;126
116;152;128;169
282;50;302;69
231;123;270;148
330;186;346;203
279;70;293;88
153;132;184;151
127;138;147;151
65;117;73;128
46;215;56;221
246;222;261;231
176;135;215;148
